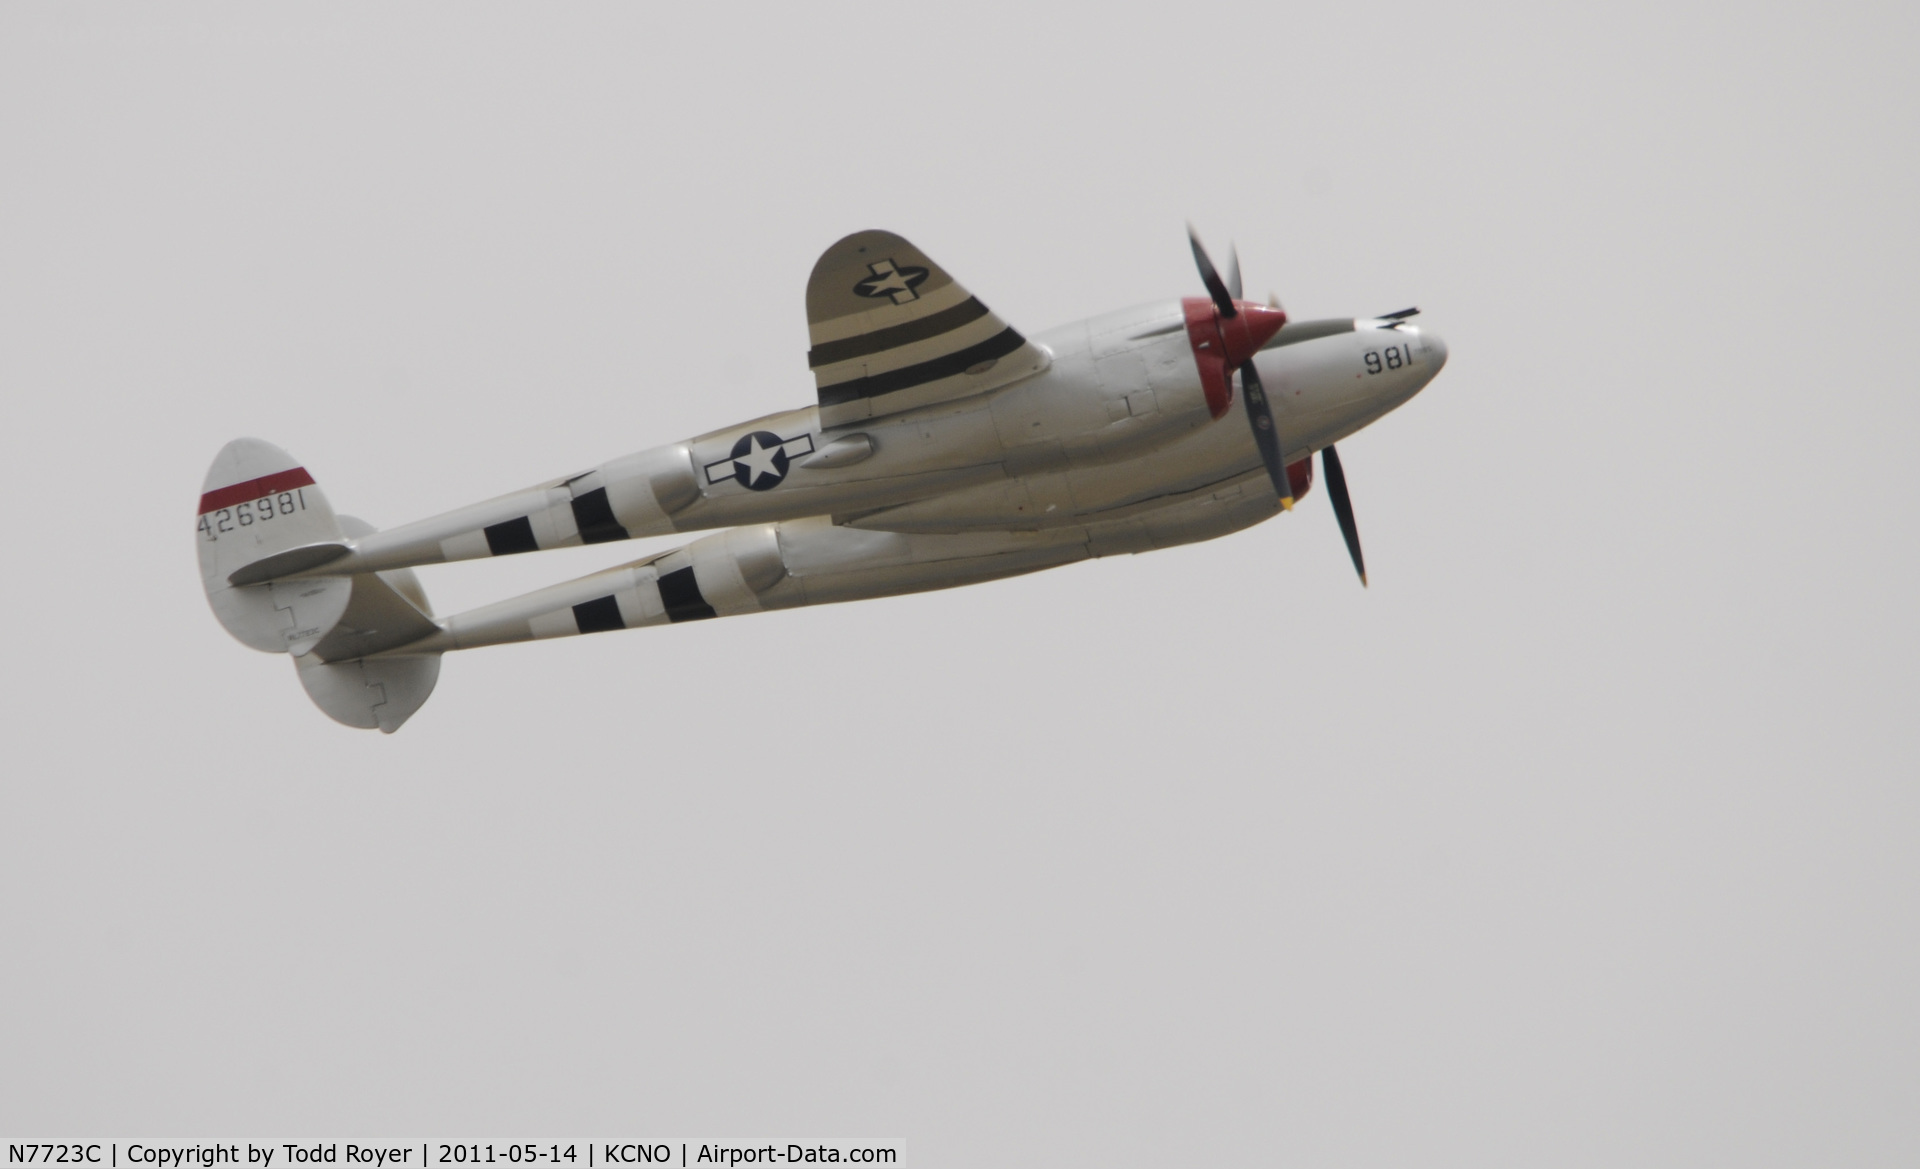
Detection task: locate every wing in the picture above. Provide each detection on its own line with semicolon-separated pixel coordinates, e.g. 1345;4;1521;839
807;229;1051;427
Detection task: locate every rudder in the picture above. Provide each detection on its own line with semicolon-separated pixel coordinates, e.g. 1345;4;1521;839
196;438;352;653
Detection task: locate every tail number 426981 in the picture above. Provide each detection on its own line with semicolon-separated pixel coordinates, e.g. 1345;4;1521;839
197;489;308;542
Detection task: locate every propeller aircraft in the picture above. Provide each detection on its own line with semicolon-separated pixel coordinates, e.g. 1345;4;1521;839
195;229;1447;731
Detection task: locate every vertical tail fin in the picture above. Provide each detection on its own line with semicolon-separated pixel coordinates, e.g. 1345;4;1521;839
196;438;354;653
197;440;441;733
296;647;441;734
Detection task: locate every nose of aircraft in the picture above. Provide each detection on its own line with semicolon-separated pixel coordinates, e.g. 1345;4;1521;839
1338;326;1447;438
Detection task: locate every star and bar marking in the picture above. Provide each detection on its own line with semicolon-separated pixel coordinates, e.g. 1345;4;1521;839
853;259;929;305
703;431;816;491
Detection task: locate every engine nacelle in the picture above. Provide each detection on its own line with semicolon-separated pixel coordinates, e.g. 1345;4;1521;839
1287;455;1314;502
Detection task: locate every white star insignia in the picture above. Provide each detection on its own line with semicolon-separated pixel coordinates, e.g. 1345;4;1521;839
865;271;912;298
859;259;922;304
733;434;784;486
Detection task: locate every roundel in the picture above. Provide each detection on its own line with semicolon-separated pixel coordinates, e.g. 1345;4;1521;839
729;431;791;491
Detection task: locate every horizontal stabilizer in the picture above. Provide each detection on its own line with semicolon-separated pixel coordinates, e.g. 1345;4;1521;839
305;573;441;662
229;542;351;586
292;517;442;731
304;517;442;663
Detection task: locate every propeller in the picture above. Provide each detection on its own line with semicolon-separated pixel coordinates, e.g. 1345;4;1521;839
1321;444;1366;586
1236;344;1292;511
1188;231;1239;319
1186;228;1371;584
1188;227;1293;509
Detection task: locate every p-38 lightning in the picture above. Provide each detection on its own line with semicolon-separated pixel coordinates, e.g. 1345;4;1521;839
196;229;1447;731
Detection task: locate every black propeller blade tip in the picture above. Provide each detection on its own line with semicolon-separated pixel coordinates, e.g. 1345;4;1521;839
1321;444;1367;587
1186;226;1239;319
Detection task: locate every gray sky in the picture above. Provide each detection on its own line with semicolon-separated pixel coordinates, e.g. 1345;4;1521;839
3;3;1916;1164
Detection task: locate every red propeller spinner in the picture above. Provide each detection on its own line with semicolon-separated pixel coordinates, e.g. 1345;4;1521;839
1180;295;1288;420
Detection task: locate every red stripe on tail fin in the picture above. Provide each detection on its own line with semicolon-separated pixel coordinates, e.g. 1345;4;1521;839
198;467;316;514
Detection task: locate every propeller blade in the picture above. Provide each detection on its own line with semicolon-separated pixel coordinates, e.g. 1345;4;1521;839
1187;227;1238;319
1377;307;1419;321
1225;245;1242;301
1238;359;1293;510
1321;444;1366;586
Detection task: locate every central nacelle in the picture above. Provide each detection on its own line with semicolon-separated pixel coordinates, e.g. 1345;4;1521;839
985;300;1225;474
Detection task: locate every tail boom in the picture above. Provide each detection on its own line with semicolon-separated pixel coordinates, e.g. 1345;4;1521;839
376;517;1090;659
290;444;703;580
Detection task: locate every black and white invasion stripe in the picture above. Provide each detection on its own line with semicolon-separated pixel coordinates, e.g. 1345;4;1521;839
567;565;717;635
809;285;1045;422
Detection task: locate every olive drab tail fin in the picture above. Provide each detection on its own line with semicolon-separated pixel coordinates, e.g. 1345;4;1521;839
806;229;1051;427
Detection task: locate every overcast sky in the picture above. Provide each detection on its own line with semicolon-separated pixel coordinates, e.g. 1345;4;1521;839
3;3;1916;1164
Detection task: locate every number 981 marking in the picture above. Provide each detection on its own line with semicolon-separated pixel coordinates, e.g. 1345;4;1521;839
1364;343;1415;375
